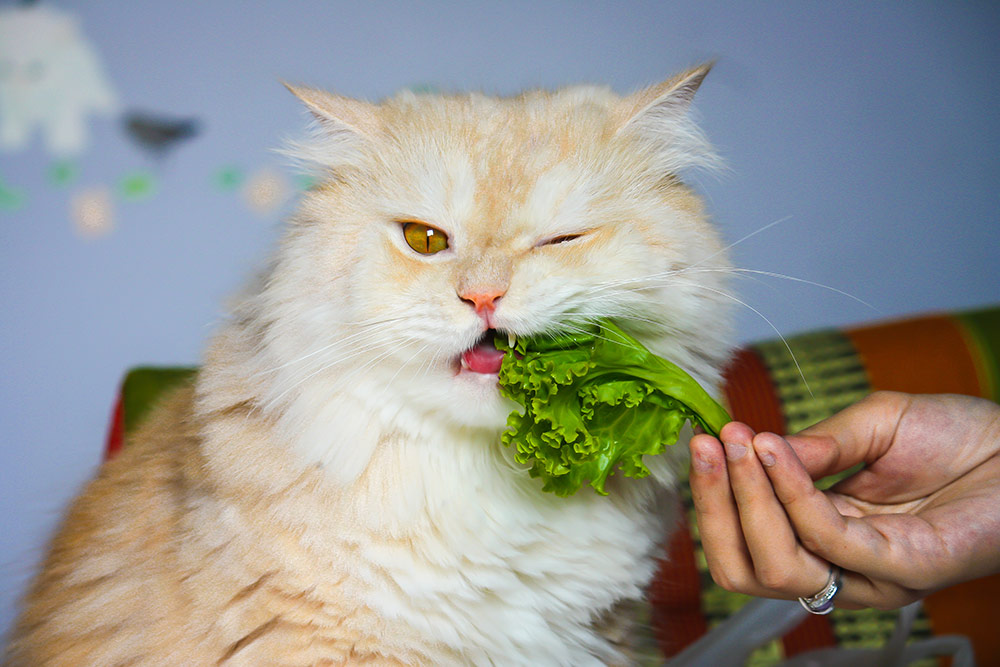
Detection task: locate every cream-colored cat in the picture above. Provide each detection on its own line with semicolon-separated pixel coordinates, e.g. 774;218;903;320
6;65;733;665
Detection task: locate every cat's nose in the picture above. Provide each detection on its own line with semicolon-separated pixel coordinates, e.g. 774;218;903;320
459;289;505;315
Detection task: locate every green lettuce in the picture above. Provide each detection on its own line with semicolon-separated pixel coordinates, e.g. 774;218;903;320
495;320;730;497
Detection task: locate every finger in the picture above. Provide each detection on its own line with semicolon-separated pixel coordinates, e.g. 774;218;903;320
752;433;919;585
688;428;757;593
721;428;830;597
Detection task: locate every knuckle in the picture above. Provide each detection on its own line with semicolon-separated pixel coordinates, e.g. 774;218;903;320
864;390;909;414
709;568;748;594
797;521;845;558
755;567;792;591
798;532;827;556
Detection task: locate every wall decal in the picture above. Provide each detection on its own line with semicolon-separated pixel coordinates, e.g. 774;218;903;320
0;5;119;157
118;170;156;201
70;186;113;238
0;174;25;211
242;167;290;216
124;111;199;157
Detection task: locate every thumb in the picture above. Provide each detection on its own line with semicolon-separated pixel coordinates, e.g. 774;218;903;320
784;392;911;480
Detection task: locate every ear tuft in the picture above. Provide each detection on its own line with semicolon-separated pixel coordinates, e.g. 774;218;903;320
617;64;720;175
279;83;379;176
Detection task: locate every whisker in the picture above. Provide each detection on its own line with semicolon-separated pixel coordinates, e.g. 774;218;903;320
264;330;405;408
669;266;878;313
373;341;435;405
332;340;422;392
689;215;794;271
251;313;414;378
584;263;875;319
667;278;814;397
412;347;440;385
558;320;636;351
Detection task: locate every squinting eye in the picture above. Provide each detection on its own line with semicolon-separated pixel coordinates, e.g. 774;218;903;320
545;234;584;245
540;232;586;247
402;221;449;255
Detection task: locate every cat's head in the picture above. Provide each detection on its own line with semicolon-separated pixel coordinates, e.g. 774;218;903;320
249;66;733;466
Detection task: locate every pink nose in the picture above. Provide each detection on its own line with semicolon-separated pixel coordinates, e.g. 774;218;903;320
460;289;504;314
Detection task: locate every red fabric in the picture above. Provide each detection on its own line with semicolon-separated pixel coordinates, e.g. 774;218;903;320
105;390;125;461
781;613;837;657
846;315;984;397
722;347;786;435
651;513;708;657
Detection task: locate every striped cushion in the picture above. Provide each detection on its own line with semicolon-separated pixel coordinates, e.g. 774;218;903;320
655;306;1000;663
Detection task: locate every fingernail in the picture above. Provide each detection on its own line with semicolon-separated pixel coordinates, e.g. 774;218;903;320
758;450;777;467
692;452;714;474
724;441;747;460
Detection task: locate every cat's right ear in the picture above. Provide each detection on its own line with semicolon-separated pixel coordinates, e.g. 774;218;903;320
282;84;379;173
615;64;720;175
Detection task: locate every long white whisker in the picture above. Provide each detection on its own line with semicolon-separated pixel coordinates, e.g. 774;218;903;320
690;215;794;271
558;320;636;350
334;328;430;387
374;340;434;405
251;314;414;378
585;263;875;316
264;332;404;408
668;278;814;397
412;346;439;385
670;267;879;312
332;342;418;393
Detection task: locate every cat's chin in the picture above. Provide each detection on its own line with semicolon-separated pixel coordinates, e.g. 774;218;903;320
444;365;512;430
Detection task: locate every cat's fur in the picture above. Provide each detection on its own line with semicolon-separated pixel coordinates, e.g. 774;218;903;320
6;65;733;665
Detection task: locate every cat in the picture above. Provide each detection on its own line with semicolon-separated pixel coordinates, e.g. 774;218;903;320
5;64;733;665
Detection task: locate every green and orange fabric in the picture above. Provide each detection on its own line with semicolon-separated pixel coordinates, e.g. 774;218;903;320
104;306;1000;664
655;305;1000;664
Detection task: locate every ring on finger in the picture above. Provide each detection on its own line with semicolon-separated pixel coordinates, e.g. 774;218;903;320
798;566;842;615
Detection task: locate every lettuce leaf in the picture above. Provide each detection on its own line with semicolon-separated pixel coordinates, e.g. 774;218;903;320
495;320;730;497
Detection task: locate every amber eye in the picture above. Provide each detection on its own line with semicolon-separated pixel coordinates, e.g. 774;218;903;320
402;221;449;255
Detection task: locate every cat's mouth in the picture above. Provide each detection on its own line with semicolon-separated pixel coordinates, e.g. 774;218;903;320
458;330;505;375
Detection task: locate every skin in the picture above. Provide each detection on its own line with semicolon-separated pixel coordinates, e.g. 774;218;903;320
688;391;1000;610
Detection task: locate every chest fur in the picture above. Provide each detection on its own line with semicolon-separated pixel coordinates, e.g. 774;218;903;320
216;435;674;664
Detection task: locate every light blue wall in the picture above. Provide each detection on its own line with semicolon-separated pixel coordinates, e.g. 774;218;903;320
2;1;998;638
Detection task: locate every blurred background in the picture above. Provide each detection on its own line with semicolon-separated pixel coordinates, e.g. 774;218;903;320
1;0;998;640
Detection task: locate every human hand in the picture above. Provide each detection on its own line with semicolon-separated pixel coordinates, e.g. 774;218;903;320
688;391;1000;610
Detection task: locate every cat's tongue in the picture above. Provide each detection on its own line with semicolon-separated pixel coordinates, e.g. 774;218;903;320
461;337;505;374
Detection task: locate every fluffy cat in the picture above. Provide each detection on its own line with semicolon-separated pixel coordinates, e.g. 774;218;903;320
6;64;733;665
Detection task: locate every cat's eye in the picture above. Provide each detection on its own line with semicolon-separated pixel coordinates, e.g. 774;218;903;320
539;232;587;247
401;221;449;255
545;234;584;245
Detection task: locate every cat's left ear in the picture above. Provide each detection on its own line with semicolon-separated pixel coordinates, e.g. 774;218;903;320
282;84;379;172
616;64;719;174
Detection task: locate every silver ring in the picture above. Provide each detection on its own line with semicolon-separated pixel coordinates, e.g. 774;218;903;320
798;566;842;615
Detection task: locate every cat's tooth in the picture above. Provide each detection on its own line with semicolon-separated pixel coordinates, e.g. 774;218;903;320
507;332;516;348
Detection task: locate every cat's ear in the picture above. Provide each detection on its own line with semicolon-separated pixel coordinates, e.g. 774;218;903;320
282;84;378;174
285;84;379;136
616;64;719;174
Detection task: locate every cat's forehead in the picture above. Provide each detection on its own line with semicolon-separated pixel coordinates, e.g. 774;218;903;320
379;92;621;240
395;143;603;245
